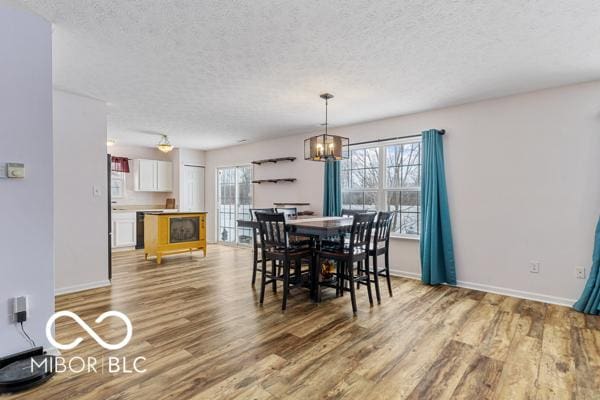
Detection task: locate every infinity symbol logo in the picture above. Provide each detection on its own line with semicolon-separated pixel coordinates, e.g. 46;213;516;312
46;311;133;350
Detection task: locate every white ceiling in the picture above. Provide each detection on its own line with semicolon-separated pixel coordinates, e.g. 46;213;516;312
19;0;600;149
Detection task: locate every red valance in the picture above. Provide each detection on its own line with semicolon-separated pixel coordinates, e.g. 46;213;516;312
111;156;130;173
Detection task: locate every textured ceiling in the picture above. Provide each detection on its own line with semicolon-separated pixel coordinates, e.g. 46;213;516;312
19;0;600;149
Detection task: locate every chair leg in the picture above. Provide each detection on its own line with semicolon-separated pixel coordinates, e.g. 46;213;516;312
271;260;277;293
364;256;374;307
295;257;301;284
349;262;358;315
259;258;267;304
339;261;344;297
335;260;341;297
356;261;362;290
251;244;258;286
282;258;290;311
385;250;393;297
372;253;381;304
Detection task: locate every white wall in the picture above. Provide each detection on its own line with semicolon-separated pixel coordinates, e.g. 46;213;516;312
54;90;109;294
205;80;600;305
109;144;176;206
0;4;53;355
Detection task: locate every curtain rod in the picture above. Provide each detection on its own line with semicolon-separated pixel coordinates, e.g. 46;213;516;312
348;129;445;147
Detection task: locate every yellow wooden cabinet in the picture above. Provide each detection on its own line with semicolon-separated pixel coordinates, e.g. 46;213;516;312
144;212;207;264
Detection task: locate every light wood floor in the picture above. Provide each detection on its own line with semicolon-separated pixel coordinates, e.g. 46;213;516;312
8;245;600;399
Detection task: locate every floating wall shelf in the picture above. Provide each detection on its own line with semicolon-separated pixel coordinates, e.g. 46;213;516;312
252;178;296;184
251;157;296;165
273;202;310;206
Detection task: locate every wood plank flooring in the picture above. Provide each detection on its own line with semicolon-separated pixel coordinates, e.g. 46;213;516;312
7;245;600;399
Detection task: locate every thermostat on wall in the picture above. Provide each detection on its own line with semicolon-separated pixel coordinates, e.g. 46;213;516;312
6;163;24;179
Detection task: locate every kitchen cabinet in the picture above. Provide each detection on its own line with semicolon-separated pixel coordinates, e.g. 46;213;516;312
134;159;173;192
112;212;137;248
157;161;173;192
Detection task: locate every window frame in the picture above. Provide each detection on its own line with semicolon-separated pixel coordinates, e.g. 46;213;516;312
341;137;422;239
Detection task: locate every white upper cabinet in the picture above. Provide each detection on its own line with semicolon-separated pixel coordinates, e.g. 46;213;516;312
156;160;173;192
134;159;173;192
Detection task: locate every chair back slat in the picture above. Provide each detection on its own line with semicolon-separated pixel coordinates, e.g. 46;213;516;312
256;212;288;249
349;212;376;252
374;211;395;244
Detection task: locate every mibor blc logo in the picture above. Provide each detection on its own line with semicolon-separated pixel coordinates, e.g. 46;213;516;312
41;310;145;374
46;310;133;350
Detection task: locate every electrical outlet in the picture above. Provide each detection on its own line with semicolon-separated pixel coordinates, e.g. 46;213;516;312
529;261;540;274
575;266;586;279
13;296;28;322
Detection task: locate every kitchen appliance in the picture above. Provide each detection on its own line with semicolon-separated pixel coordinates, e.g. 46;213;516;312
136;212;145;249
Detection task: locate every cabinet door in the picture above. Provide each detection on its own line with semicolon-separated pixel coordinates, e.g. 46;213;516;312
114;219;136;247
138;159;157;191
156;161;173;192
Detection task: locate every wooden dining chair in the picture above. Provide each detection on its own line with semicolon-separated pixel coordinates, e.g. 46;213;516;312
256;212;312;311
318;212;376;314
249;208;275;286
368;211;395;303
341;209;362;217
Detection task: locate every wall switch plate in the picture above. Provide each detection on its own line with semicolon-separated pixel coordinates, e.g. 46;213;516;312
93;185;101;197
529;261;540;274
575;266;586;279
7;163;24;178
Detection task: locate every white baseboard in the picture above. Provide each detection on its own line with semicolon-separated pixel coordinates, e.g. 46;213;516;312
55;280;111;296
389;269;576;307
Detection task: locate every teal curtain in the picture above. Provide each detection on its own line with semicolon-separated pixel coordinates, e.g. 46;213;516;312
420;129;457;285
323;159;342;216
573;217;600;314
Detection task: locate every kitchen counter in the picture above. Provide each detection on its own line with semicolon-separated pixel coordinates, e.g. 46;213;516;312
144;211;207;215
112;207;177;213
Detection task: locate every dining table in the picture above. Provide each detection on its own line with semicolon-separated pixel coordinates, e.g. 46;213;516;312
237;216;354;301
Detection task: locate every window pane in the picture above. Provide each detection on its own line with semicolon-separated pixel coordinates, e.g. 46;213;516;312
365;147;379;168
401;190;420;212
386;166;400;188
351;169;364;188
348;192;364;209
364;168;379;188
401;165;420;187
351;149;365;169
386;145;401;167
400;213;419;235
386;190;401;212
402;142;420;165
341;169;349;189
364;191;378;210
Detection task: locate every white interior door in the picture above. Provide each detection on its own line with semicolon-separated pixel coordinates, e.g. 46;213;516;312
182;165;205;211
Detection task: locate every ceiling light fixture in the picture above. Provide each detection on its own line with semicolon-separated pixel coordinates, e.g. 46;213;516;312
304;93;349;161
157;135;174;153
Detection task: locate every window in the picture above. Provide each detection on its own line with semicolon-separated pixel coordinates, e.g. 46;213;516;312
341;139;421;237
217;165;253;246
111;171;125;199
